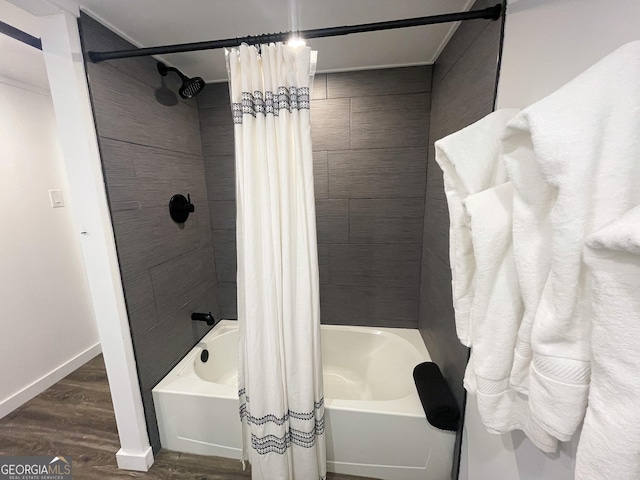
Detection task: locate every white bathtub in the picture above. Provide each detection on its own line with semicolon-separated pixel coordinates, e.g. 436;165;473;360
152;320;455;480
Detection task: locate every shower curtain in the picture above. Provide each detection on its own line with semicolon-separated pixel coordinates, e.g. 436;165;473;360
226;43;326;480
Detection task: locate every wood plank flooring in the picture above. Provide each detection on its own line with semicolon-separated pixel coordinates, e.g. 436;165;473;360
0;355;376;479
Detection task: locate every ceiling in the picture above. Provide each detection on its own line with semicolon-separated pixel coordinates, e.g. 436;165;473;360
73;0;474;83
0;0;49;91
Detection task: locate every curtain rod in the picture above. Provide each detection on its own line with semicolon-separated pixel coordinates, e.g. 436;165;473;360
0;20;42;50
88;4;502;63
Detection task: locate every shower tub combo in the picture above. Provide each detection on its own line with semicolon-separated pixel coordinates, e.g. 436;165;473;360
153;320;455;480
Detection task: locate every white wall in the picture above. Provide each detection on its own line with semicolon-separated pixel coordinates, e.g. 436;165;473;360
496;0;640;109
0;27;100;418
461;0;640;478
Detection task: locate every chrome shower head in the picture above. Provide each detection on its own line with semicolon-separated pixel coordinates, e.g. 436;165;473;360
157;62;205;99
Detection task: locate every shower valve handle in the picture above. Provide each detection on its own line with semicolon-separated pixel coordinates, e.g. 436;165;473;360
169;193;195;223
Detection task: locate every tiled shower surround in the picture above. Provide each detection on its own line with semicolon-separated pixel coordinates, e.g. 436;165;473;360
199;67;433;326
80;0;503;469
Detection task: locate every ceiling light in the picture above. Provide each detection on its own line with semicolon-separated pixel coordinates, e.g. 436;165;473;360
287;37;306;47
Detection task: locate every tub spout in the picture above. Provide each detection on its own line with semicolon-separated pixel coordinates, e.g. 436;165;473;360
191;312;216;326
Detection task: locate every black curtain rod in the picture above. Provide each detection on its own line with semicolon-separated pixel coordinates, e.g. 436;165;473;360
89;4;502;63
0;20;42;50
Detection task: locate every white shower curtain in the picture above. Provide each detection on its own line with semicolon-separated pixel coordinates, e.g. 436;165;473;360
226;43;326;480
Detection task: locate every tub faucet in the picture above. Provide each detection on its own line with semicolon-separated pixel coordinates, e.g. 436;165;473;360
191;312;216;326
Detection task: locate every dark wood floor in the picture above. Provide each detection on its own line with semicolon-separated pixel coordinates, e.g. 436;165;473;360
0;355;375;479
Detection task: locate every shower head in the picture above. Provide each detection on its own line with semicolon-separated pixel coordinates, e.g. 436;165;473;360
157;62;205;99
179;76;206;99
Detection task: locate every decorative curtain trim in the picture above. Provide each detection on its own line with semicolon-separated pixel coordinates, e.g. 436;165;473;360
232;86;310;124
239;389;325;455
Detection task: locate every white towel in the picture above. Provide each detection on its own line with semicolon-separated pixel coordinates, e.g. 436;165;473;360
575;207;640;480
500;126;554;397
502;40;640;443
463;183;557;452
435;108;520;346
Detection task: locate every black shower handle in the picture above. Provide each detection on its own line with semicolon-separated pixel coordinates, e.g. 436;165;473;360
169;193;195;223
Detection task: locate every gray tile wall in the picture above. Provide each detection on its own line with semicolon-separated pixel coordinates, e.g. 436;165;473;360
79;13;221;453
418;1;504;477
198;66;432;327
197;81;238;318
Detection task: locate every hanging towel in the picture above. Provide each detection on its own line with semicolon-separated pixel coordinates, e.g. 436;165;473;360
435;108;520;347
463;183;557;452
575;207;640;480
500;125;554;398
436;109;557;451
502;40;640;443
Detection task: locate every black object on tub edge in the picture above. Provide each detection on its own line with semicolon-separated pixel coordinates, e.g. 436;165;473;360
413;362;460;431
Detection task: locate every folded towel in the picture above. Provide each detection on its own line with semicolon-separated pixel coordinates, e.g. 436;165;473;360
463;183;558;452
502;40;640;442
413;362;460;431
435;108;520;346
575;207;640;480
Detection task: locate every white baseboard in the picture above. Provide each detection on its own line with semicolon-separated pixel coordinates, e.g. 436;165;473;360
116;446;154;471
0;342;102;420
